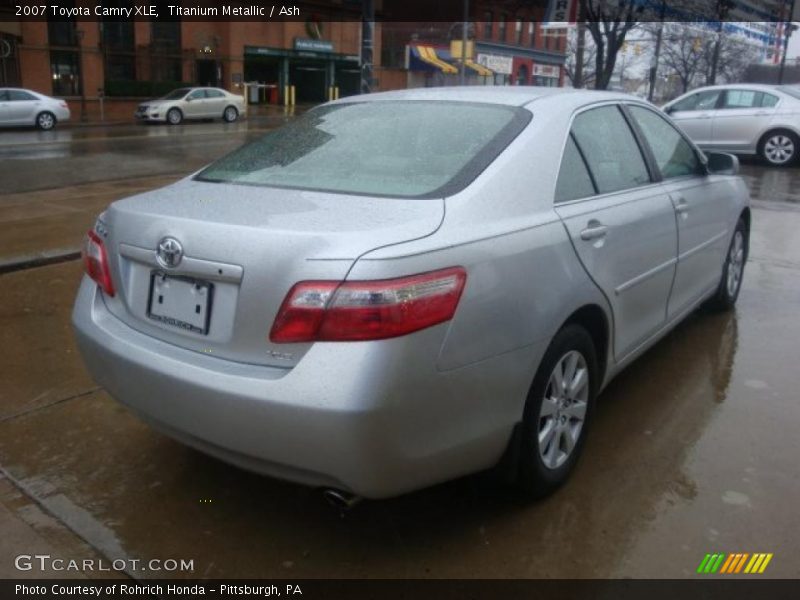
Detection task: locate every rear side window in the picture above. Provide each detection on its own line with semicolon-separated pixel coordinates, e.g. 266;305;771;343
8;90;36;101
206;89;225;98
197;101;531;198
761;93;779;108
722;90;760;109
628;106;701;179
555;135;595;203
570;106;651;194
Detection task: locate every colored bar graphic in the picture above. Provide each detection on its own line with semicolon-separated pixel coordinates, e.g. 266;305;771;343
698;552;772;574
697;554;712;574
734;553;749;573
710;553;726;573
758;554;773;573
719;554;736;574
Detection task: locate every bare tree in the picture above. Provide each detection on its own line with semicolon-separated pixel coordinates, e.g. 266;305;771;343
579;0;643;90
565;27;597;88
702;34;763;85
646;23;709;94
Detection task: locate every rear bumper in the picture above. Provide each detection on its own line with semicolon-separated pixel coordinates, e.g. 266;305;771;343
72;278;537;498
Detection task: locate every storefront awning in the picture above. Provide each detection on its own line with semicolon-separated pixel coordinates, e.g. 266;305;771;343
409;45;458;74
438;47;494;77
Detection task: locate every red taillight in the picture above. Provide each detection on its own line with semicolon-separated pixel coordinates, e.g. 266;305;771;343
270;267;467;343
82;229;115;296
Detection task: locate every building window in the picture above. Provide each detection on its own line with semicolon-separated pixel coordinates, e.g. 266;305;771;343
483;11;492;39
102;20;136;82
47;0;77;47
529;22;536;47
498;15;507;42
515;19;523;45
50;50;81;96
0;33;21;86
151;20;182;82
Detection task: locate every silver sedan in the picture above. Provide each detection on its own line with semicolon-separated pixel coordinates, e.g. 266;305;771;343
664;84;800;166
73;88;750;501
0;88;70;130
135;87;246;125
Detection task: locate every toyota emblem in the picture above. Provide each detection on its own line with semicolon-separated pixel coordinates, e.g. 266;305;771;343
156;237;183;269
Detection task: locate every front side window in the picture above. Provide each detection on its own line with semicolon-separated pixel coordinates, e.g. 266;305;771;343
671;89;721;112
162;88;191;100
570;106;651;194
187;89;206;100
555;135;596;203
629;105;701;179
197;101;531;198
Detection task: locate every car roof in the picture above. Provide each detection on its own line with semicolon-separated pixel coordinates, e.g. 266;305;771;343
334;86;637;108
678;83;784;93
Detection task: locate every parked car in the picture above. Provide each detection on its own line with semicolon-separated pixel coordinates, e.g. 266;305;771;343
73;88;750;502
0;88;70;130
663;84;800;166
135;87;246;124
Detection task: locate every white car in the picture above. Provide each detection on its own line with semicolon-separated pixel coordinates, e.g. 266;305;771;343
663;84;800;166
135;87;246;125
0;88;70;130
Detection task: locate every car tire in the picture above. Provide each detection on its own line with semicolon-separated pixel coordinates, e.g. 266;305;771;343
166;108;183;125
758;130;799;167
223;106;239;123
516;324;598;498
705;218;747;312
36;111;56;130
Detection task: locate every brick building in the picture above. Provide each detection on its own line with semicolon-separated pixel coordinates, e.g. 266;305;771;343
0;2;374;120
379;1;567;90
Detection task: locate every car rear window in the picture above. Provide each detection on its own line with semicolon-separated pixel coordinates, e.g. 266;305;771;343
195;101;531;198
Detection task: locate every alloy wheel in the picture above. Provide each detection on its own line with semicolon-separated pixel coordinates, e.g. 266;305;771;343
538;350;589;470
764;135;795;165
224;107;237;122
38;113;54;130
727;230;745;298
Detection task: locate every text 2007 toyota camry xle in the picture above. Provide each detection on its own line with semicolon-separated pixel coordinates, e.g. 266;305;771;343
73;87;750;501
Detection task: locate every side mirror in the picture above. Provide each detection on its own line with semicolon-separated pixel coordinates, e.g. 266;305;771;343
664;105;675;115
705;151;739;176
185;96;193;102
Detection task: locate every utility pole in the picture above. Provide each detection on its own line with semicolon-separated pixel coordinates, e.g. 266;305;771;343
778;0;796;84
360;0;374;94
460;0;469;86
573;1;586;88
648;0;666;101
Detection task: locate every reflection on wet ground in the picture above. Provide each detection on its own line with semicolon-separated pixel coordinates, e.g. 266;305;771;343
0;133;798;578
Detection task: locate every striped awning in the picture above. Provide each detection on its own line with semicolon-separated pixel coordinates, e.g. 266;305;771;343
463;59;493;77
409;45;459;74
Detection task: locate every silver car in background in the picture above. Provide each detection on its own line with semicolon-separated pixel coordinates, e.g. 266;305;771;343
135;87;246;125
73;88;750;501
664;84;800;166
0;88;70;130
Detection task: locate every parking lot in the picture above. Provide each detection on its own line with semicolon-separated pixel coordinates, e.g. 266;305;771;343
1;119;799;579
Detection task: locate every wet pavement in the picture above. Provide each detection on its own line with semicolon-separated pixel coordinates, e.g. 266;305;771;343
0;124;799;579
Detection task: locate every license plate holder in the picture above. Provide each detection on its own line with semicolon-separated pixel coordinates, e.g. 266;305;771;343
147;272;213;335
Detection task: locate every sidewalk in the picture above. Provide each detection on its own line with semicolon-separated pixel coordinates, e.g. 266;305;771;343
60;103;308;129
0;175;181;272
0;473;120;579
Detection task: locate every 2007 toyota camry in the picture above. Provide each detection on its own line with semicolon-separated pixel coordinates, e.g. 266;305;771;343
72;87;750;502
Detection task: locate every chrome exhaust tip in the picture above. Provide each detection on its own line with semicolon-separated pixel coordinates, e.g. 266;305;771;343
322;489;362;511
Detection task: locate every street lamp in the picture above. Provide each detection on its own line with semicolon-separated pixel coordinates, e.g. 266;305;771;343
75;28;87;123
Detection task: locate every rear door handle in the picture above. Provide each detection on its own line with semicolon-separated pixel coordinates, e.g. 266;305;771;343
580;222;608;241
674;197;690;214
